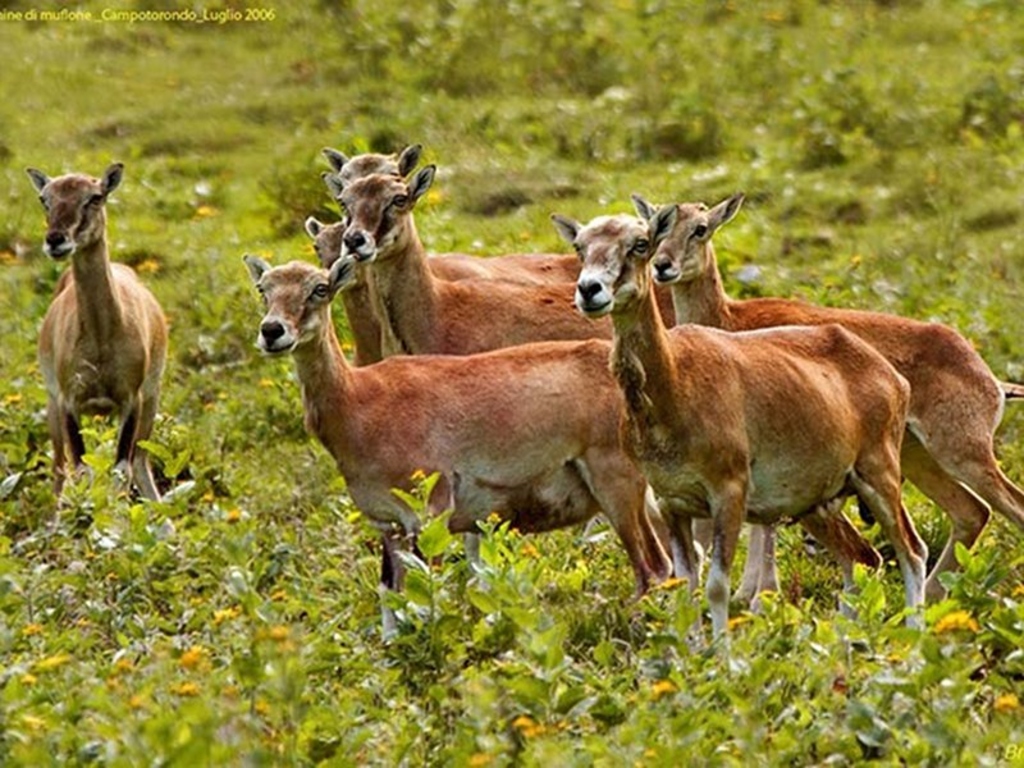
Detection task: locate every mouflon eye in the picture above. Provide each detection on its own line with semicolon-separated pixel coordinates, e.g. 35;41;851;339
692;223;708;239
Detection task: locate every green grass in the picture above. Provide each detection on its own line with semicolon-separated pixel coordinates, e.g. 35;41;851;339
1;1;1024;764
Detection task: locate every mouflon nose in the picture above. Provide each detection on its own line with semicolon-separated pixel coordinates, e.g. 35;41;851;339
653;261;674;280
45;231;68;249
260;319;286;343
577;279;603;303
343;230;367;253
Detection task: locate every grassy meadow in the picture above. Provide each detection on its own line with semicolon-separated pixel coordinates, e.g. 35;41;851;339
1;0;1023;764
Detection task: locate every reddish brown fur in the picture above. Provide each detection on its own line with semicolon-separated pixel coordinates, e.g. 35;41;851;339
306;216;587;364
559;210;926;640
332;167;682;359
244;256;671;635
310;215;582;281
28;163;167;500
312;148;673;364
336;168;609;356
645;192;1024;598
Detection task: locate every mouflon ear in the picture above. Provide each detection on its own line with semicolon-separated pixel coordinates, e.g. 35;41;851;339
243;253;272;284
397;144;423;177
707;192;745;235
322;147;348;173
304;216;325;239
648;204;678;250
321;171;345;200
408;164;436;205
27;167;52;193
630;193;659;222
101;162;125;196
550;214;582;246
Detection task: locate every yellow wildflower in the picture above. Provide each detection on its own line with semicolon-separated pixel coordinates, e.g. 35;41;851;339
933;610;980;635
728;615;751;631
520;542;540;559
128;695;146;710
258;378;275;388
226;509;242;524
135;259;161;275
411;468;427;481
194;205;218;218
171;681;201;697
270;589;288;602
994;693;1019;713
35;653;72;672
213;606;241;625
4;393;22;405
654;577;689;592
20;673;37;686
469;754;492;767
115;658;135;673
267;625;290;642
511;714;546;738
651;680;678;700
512;714;535;730
179;646;206;670
254;698;271;715
22;623;44;637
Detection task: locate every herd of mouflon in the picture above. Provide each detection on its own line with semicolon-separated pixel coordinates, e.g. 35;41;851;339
27;145;1024;643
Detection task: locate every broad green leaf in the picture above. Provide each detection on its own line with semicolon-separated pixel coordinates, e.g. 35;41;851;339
417;514;453;560
404;569;432;607
466;587;499;615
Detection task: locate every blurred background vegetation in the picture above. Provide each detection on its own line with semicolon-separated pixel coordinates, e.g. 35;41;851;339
0;0;1023;763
